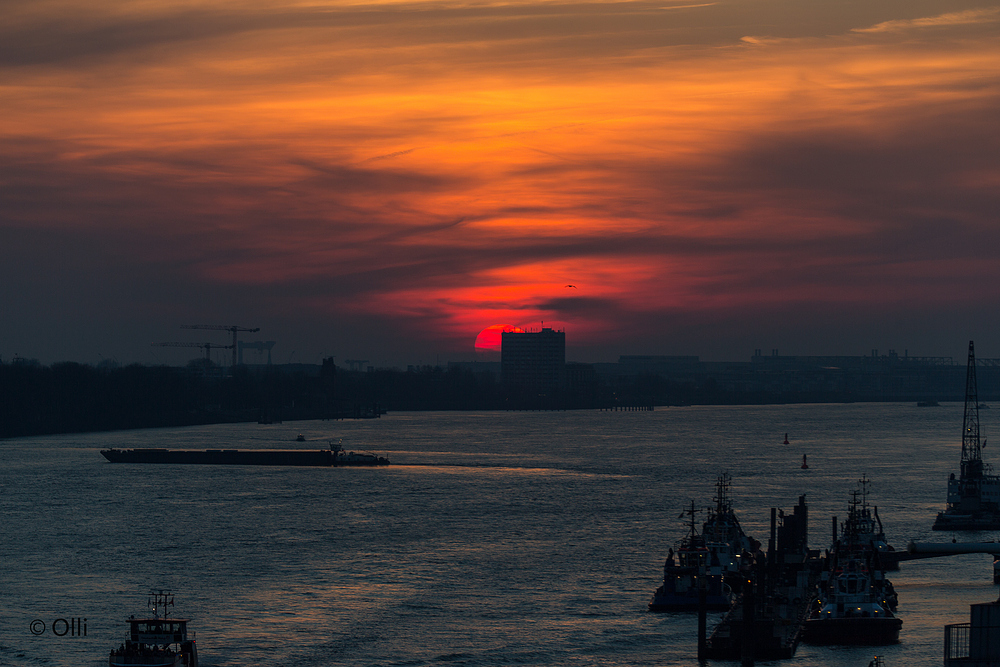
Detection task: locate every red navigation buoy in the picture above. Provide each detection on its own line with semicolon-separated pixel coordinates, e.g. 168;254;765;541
801;454;809;469
783;433;789;444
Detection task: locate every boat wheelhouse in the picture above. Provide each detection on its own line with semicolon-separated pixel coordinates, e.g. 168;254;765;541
109;591;198;667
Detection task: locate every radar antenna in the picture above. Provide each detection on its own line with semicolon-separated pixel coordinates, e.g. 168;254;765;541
148;590;175;619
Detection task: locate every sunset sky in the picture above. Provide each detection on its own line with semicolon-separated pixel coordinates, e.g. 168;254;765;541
3;0;1000;366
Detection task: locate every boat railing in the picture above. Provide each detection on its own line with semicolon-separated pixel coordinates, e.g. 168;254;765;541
945;622;971;661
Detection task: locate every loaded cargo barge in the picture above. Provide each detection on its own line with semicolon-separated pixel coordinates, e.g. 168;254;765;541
100;443;389;467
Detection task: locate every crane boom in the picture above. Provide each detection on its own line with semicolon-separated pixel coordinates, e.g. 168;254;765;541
180;325;260;367
152;342;233;361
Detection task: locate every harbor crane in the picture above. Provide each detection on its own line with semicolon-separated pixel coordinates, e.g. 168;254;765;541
152;342;233;363
181;325;260;367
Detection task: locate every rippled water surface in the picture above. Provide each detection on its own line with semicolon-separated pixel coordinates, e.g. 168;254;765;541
1;404;997;666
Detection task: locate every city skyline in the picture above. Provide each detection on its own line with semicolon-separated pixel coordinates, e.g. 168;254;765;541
3;0;1000;367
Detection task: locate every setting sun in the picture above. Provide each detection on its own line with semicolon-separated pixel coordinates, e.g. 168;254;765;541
474;325;523;355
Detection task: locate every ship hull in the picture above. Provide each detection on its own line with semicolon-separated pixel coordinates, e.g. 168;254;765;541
110;658;184;667
704;611;810;661
802;617;901;645
100;448;389;466
933;511;1000;530
648;584;732;612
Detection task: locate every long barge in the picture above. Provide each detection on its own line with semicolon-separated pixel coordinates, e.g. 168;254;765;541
100;443;389;467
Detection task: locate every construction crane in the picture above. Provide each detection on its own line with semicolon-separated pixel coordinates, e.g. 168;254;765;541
238;340;276;365
181;325;260;367
345;359;370;371
152;342;233;363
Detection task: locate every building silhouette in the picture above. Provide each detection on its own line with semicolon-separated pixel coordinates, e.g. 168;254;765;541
501;327;566;396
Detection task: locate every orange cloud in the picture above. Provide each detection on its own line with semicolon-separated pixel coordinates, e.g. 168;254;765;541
853;8;1000;33
2;0;1000;362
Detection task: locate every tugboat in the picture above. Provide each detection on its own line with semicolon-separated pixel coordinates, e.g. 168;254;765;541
649;474;759;612
649;501;733;611
837;475;898;570
108;591;198;667
803;481;901;645
700;472;760;578
803;556;901;644
934;341;1000;530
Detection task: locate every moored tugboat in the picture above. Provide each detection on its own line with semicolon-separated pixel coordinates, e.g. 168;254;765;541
109;591;198;667
649;501;733;611
803;556;901;645
649;474;759;612
837;475;899;569
804;481;901;645
701;472;760;578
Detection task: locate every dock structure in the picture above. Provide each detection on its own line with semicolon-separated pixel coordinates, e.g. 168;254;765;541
901;542;1000;583
704;496;820;661
946;598;1000;667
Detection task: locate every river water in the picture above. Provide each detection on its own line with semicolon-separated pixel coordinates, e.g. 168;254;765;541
1;403;996;666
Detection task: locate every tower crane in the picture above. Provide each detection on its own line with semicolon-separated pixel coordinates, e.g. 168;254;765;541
181;325;260;367
152;342;233;363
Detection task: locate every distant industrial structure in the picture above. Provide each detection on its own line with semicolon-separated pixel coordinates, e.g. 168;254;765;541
181;325;260;367
238;340;276;365
152;341;232;363
154;324;268;371
590;349;1000;402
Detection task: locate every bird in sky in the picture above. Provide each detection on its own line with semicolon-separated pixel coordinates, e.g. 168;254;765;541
565;284;577;288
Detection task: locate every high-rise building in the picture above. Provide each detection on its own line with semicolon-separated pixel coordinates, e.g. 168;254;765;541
501;327;565;395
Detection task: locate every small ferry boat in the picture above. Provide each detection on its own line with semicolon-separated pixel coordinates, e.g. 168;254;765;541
108;591;198;667
934;341;1000;530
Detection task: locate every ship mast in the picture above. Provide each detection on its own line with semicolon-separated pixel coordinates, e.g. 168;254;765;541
680;500;700;540
713;472;732;516
961;340;984;484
